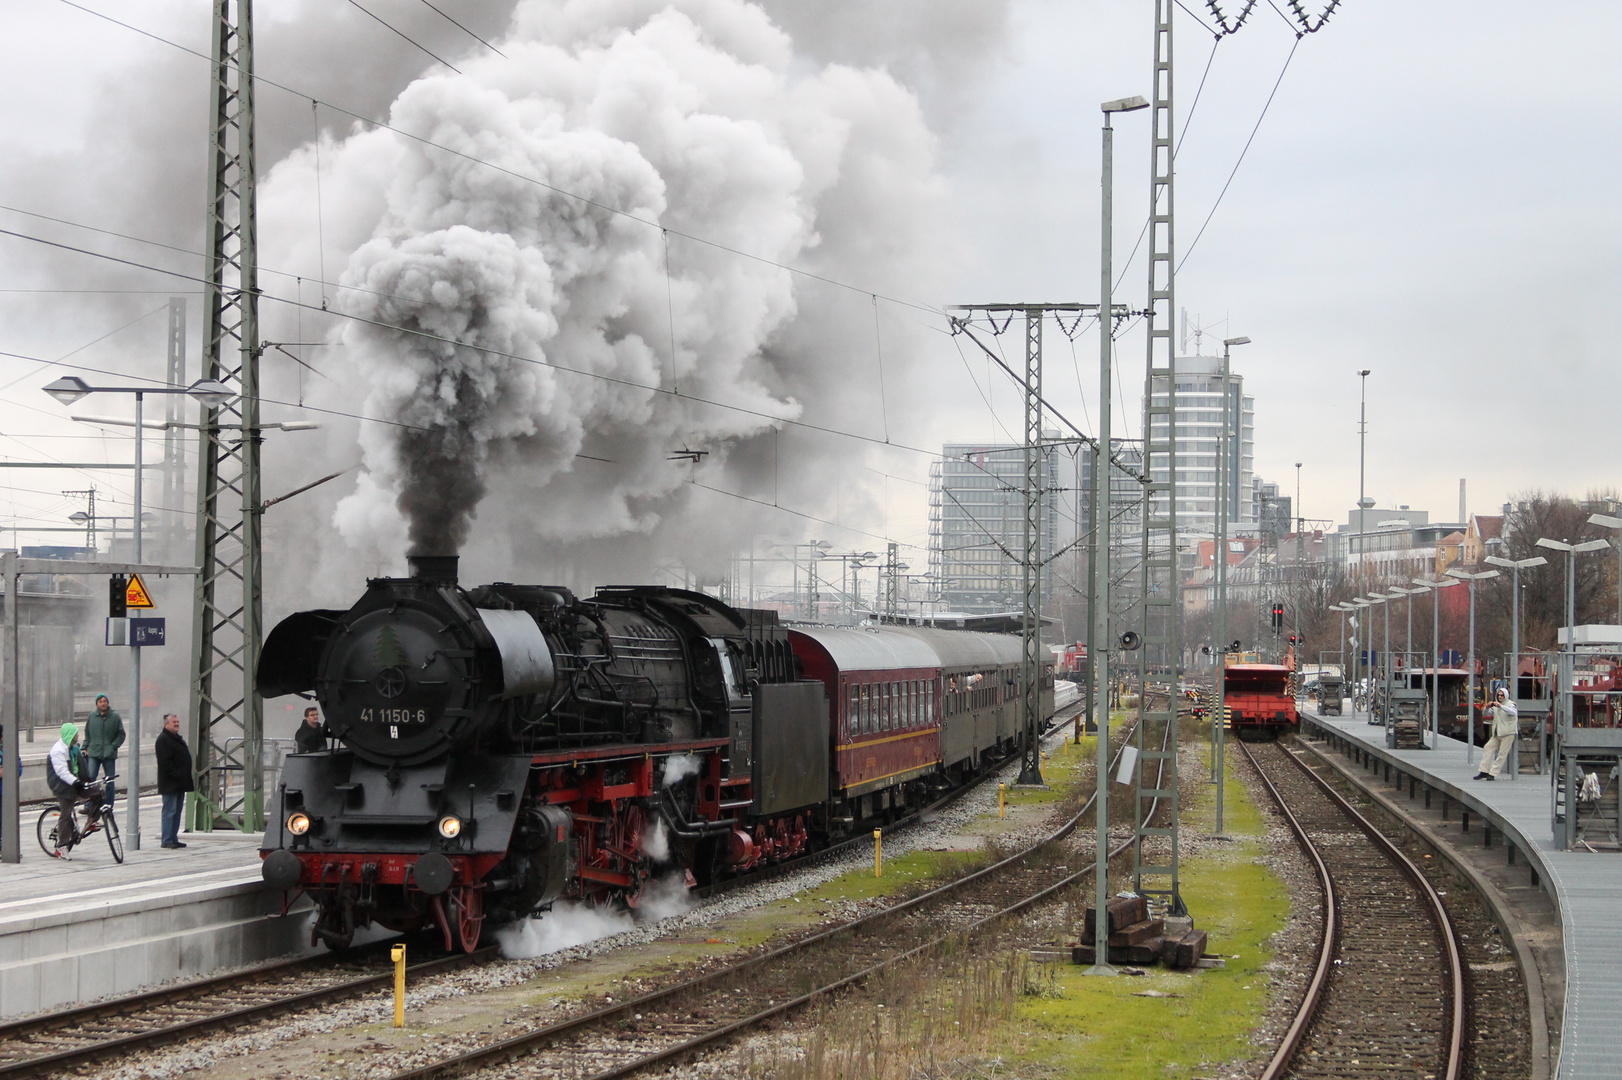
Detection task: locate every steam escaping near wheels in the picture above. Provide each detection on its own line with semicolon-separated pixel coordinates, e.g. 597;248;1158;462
495;873;696;959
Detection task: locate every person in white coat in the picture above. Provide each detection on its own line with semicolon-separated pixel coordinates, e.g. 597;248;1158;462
1476;688;1519;780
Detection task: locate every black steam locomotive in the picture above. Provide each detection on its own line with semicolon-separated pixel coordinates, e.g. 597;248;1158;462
258;555;1051;951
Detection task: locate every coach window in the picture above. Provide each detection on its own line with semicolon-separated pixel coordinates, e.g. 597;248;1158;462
847;684;858;739
858;684;869;735
911;681;920;726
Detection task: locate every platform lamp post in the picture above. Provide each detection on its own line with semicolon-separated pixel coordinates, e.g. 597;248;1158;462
1585;513;1622;626
1350;598;1374;716
1210;334;1250;843
1083;91;1150;978
43;375;234;851
1485;555;1549;700
1378;590;1409;721
1395;585;1428;688
1485;554;1547;776
1446;568;1500;763
1414;578;1460;744
1534;538;1610;750
1329;603;1352;709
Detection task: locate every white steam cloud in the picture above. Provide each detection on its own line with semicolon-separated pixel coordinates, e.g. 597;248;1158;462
264;0;951;560
496;873;695;958
660;752;702;786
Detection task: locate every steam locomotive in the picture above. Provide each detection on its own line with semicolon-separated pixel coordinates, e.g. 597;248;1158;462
257;555;1054;951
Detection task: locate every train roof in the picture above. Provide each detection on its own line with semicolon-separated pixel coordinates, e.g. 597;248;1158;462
786;624;1028;674
884;626;1026;669
788;626;941;671
1226;663;1290;673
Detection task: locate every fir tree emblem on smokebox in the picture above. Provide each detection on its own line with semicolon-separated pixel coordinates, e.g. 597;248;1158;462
373;626;408;699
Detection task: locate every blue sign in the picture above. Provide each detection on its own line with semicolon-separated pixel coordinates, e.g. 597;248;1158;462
130;618;166;646
1361;650;1379;666
1440;649;1463;667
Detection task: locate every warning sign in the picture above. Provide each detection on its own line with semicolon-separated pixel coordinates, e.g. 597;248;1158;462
125;573;155;609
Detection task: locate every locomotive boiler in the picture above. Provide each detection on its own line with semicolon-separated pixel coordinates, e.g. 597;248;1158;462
257;555;1050;951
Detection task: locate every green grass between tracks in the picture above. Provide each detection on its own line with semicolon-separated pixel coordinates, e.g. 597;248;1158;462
1014;737;1289;1078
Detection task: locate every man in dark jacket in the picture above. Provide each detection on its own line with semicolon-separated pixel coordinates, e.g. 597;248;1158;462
155;713;194;849
84;694;125;813
294;706;327;754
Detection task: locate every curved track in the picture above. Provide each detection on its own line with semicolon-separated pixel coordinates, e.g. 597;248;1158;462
378;713;1178;1080
1241;739;1464;1080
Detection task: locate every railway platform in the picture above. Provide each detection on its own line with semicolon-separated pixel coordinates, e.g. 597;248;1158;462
1300;703;1622;1080
0;791;309;1018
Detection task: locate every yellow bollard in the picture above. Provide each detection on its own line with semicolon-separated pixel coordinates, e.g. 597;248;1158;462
392;943;406;1027
998;782;1006;818
873;829;882;877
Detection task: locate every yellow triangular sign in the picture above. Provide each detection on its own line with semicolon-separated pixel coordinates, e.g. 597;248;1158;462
125;573;155;609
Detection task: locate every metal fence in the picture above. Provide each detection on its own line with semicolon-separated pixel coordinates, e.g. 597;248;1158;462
210;738;297;823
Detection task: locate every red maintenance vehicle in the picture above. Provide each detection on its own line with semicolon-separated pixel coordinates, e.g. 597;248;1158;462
1223;649;1299;741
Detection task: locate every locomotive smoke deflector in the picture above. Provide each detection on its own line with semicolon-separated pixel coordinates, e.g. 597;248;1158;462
476;608;555;698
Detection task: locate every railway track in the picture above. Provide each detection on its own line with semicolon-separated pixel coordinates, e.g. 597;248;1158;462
0;703;1088;1079
1240;738;1464;1080
377;714;1176;1080
0;944;497;1079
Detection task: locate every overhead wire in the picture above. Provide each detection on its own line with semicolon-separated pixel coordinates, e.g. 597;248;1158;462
51;0;945;320
0;224;1019;473
344;0;461;74
1177;35;1300;273
416;0;506;58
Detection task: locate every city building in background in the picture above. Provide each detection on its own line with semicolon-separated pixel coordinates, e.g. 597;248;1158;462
1148;355;1255;537
928;442;1060;614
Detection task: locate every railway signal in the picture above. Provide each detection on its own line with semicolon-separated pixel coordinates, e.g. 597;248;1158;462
1270;602;1284;633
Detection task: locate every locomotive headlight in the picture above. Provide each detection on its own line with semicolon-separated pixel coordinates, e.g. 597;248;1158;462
286;812;311;836
437;815;462;839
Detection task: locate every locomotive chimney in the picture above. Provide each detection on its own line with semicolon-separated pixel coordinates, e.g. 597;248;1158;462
407;554;459;584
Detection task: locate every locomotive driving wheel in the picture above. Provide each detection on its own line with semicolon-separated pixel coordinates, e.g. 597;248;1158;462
450;885;484;953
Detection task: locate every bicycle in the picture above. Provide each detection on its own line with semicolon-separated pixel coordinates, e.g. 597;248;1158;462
37;777;122;863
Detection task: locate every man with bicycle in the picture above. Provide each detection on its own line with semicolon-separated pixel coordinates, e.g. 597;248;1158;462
46;723;97;853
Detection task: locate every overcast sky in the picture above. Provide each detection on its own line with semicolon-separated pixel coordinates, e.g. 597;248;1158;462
0;0;1617;590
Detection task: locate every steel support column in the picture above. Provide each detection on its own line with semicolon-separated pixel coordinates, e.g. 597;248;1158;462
1133;0;1183;913
190;0;264;833
1018;309;1045;785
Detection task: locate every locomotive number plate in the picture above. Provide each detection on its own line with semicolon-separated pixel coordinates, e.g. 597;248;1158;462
360;707;430;725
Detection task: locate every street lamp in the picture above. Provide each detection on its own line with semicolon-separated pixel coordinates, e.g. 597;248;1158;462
1534;537;1610;747
44;375;236;851
1586;513;1622;626
1393;585;1429;690
1447;568;1501;762
1414;577;1460;744
1329;602;1353;704
1086;91;1149;976
1485;554;1549;702
1376;589;1409;722
1350;597;1374;714
1210;334;1250;841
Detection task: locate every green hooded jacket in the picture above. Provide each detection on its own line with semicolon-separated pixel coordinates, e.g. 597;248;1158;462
85;703;125;759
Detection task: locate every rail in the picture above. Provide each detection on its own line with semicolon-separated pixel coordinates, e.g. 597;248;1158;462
1241;739;1464;1080
381;709;1182;1080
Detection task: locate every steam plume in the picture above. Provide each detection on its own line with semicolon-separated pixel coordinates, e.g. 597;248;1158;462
285;0;949;559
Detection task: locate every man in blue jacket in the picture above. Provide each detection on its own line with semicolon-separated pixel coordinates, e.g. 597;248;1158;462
84;694;125;813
